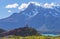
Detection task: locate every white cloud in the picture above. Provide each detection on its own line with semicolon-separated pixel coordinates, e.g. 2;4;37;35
5;2;60;13
5;3;19;8
50;3;55;5
43;3;60;8
18;2;60;11
43;3;54;8
8;10;12;12
18;3;29;10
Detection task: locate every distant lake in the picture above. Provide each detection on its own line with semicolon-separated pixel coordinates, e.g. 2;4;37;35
42;34;60;36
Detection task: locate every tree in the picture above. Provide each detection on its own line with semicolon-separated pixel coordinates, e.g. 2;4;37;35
0;29;5;33
2;25;40;36
0;29;6;37
13;25;40;36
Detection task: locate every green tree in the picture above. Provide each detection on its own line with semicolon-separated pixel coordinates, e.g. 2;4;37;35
14;24;40;36
0;29;5;33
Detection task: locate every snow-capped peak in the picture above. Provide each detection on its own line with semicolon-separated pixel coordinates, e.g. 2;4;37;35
28;2;41;6
18;2;41;11
18;2;60;11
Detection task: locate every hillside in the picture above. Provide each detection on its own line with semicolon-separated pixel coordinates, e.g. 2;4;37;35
0;25;40;37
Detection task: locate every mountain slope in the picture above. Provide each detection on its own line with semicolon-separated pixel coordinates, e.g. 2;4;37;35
0;2;60;34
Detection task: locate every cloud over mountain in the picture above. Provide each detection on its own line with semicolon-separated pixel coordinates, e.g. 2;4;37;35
5;3;19;8
18;2;60;11
8;10;12;13
5;2;60;13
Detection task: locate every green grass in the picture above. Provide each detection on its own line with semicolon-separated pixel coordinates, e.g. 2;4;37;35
1;36;60;39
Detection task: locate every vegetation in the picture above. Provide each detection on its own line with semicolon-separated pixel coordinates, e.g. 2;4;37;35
0;29;5;33
0;25;40;37
1;36;60;39
11;26;40;36
0;25;60;39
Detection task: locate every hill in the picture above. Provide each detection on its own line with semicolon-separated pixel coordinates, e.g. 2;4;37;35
1;25;40;36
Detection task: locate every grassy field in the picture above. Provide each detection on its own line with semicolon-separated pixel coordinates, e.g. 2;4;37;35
1;36;60;39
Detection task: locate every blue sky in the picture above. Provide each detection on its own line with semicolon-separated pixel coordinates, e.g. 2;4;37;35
0;0;60;19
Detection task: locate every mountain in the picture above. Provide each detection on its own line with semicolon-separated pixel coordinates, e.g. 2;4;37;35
0;2;60;34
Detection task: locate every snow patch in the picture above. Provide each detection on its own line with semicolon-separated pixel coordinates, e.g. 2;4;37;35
18;2;60;11
43;3;55;8
18;3;29;10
